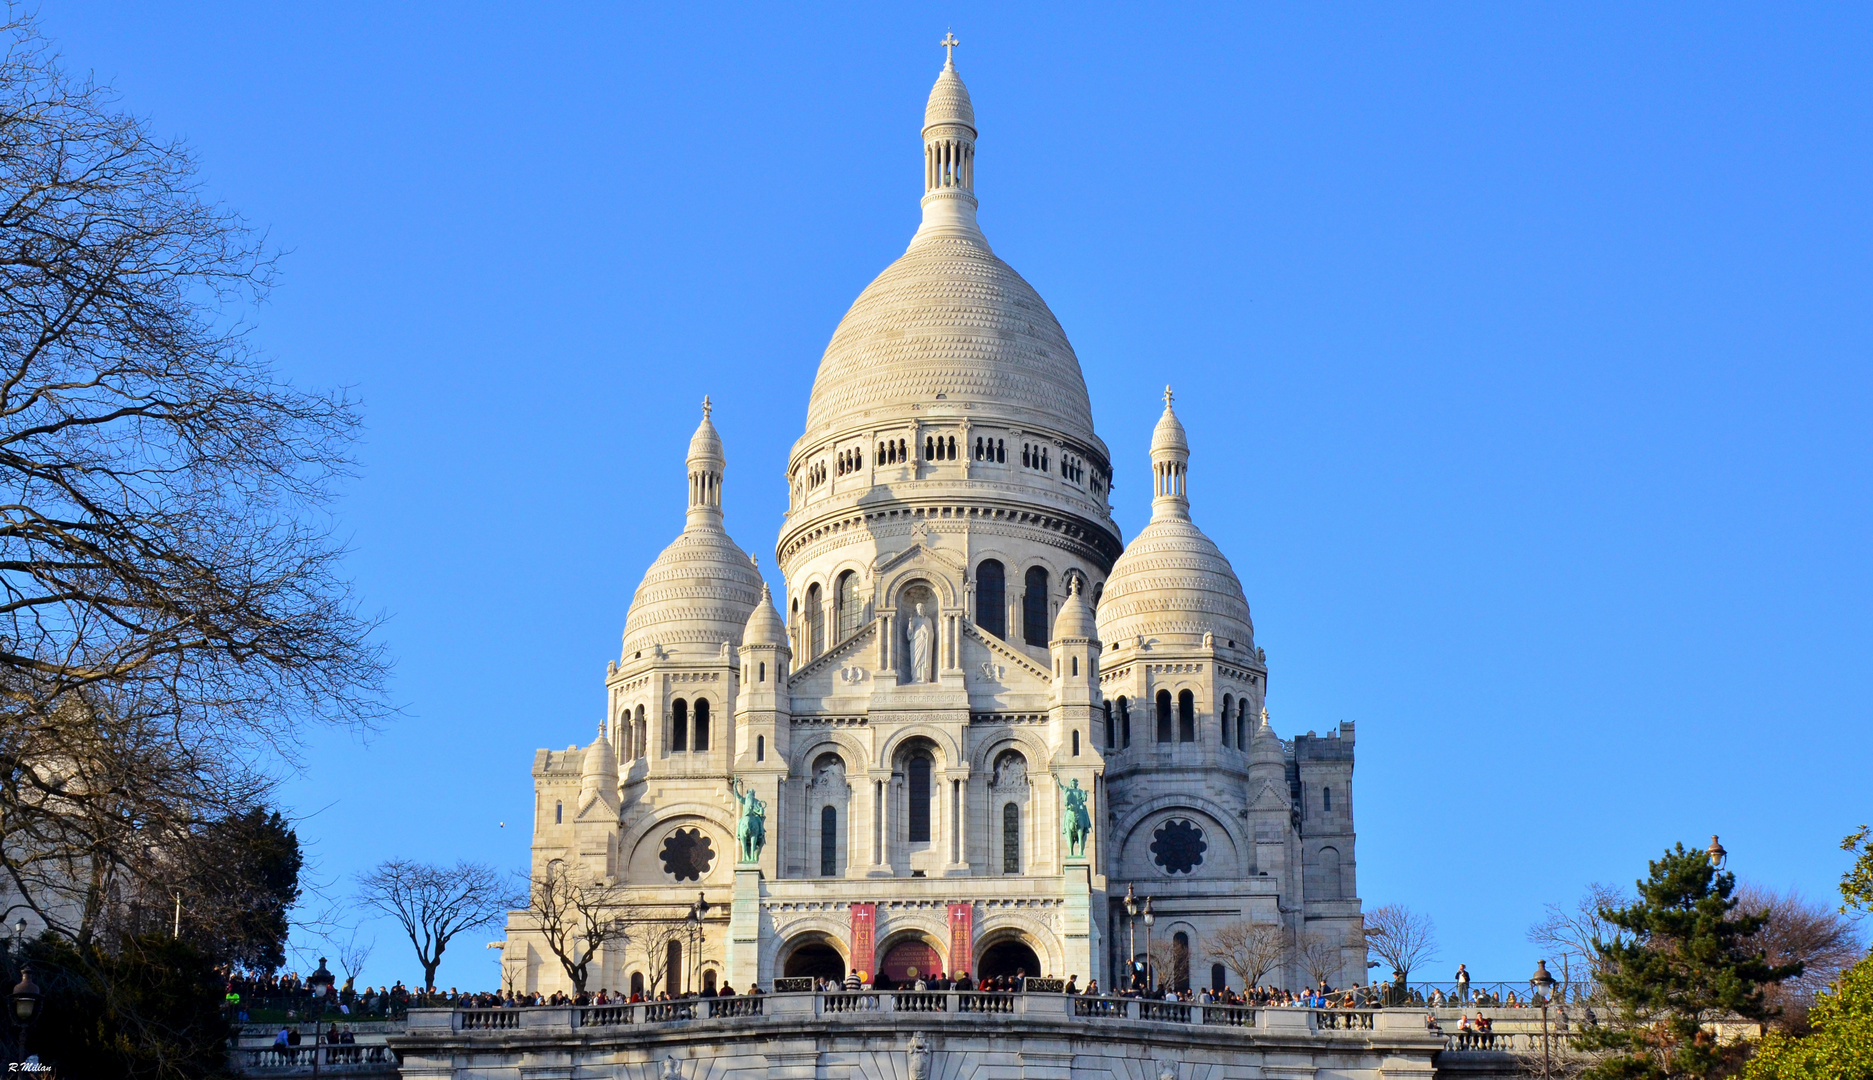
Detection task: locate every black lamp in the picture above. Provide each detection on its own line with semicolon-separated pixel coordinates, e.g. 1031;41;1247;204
1707;836;1727;870
10;965;40;1026
1529;959;1555;1000
307;957;335;1000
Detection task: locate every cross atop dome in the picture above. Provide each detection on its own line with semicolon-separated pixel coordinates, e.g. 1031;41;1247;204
702;395;712;419
1164;385;1174;407
941;31;959;68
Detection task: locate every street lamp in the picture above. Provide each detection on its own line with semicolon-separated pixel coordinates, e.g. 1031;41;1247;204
1530;960;1556;1075
11;965;40;1068
686;893;711;997
1123;885;1140;991
1142;899;1156;994
1707;836;1727;871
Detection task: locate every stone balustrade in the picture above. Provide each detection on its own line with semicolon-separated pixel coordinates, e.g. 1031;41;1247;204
407;993;1398;1037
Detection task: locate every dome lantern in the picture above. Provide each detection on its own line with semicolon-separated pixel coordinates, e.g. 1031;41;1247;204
687;397;726;527
914;34;984;246
1150;387;1191;522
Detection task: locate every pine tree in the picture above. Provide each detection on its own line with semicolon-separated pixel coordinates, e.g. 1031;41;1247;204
1580;842;1801;1080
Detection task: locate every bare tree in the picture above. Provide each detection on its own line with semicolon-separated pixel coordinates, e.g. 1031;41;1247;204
1735;882;1865;1031
1362;904;1438;981
1145;935;1192;992
1296;931;1347;989
1527;882;1628;997
357;860;510;991
0;8;387;950
328;927;374;991
1204;920;1290;989
636;919;688;997
521;866;637;994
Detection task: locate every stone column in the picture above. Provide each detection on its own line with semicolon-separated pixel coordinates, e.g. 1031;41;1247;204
1062;862;1094;985
727;867;761;989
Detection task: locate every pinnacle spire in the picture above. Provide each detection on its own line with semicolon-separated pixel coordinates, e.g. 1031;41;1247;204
914;37;983;247
1149;386;1191;520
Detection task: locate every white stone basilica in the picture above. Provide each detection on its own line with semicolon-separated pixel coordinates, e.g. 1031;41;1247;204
507;50;1365;1000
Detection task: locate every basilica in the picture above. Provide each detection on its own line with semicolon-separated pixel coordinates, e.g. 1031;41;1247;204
506;49;1364;1001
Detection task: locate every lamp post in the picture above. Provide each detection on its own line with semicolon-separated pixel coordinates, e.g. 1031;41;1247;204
1123;885;1139;991
1530;960;1556;1075
1142;899;1156;994
9;965;40;1070
1707;836;1727;871
686;892;711;997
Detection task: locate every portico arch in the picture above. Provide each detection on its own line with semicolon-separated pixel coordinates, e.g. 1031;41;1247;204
777;931;849;981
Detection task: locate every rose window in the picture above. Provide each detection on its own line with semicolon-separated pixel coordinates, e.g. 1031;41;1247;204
659;828;715;882
1150;818;1206;875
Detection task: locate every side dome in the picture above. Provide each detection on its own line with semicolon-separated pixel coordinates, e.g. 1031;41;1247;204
1096;392;1255;649
620;403;764;660
1096;518;1254;648
620;530;764;659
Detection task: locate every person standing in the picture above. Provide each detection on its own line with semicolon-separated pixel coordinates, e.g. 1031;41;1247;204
1454;963;1470;1003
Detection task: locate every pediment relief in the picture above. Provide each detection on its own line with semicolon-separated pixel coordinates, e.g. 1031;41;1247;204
960;623;1051;691
1248;779;1292;813
787;621;876;688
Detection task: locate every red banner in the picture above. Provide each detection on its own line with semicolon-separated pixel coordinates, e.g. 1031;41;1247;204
948;902;973;979
850;903;876;982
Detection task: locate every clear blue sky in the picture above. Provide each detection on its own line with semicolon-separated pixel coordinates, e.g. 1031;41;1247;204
42;3;1871;991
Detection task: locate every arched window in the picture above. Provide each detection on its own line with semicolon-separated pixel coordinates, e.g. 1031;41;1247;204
693;698;710;751
1319;847;1343;900
976;560;1006;639
821;806;839;877
666;941;682;996
1003;802;1020;874
1237;700;1248;750
1172;931;1191;991
555;801;562;825
1323;786;1332;812
630;972;644;997
1178;690;1195;742
1117;696;1131;748
806;583;825;658
1071;656;1078;676
758;661;766;682
1156;690;1173;742
756;734;765;762
1221;694;1233;748
997;439;1006;463
1104;702;1115;749
926;435;935;460
1022;566;1050;646
702;969;717;994
907;753;932;843
1211;964;1226;992
836;570;862;639
1072;729;1081;756
671;698;689;752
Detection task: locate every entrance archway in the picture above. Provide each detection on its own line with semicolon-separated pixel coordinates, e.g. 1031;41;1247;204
782;941;846;982
879;939;941;986
977;939;1041;982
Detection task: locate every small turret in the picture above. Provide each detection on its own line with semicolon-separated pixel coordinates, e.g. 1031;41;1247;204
913;33;985;246
735;576;792;771
687;397;726;528
578;722;618;813
1149;386;1191;521
1049;575;1102;751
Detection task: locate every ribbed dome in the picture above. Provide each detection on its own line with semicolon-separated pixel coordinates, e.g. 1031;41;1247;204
1051;576;1098;642
1151;395;1190;456
925;64;975;131
742;582;788;648
802;238;1100;446
1096;517;1255;649
581;726;617;784
688;400;724;466
620;529;764;659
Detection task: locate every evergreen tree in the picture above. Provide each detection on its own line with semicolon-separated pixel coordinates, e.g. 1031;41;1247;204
1580;842;1800;1080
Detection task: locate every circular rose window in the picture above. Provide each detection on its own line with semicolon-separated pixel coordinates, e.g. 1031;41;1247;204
1150;818;1207;875
660;828;715;882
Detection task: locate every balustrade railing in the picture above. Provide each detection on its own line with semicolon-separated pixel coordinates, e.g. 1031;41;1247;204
242;1046;394;1069
436;994;1406;1036
458;1008;519;1031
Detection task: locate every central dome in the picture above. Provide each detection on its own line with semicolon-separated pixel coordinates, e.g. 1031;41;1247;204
803;239;1098;445
799;56;1101;454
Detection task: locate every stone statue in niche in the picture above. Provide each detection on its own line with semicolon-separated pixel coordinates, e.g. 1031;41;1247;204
907;601;936;683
